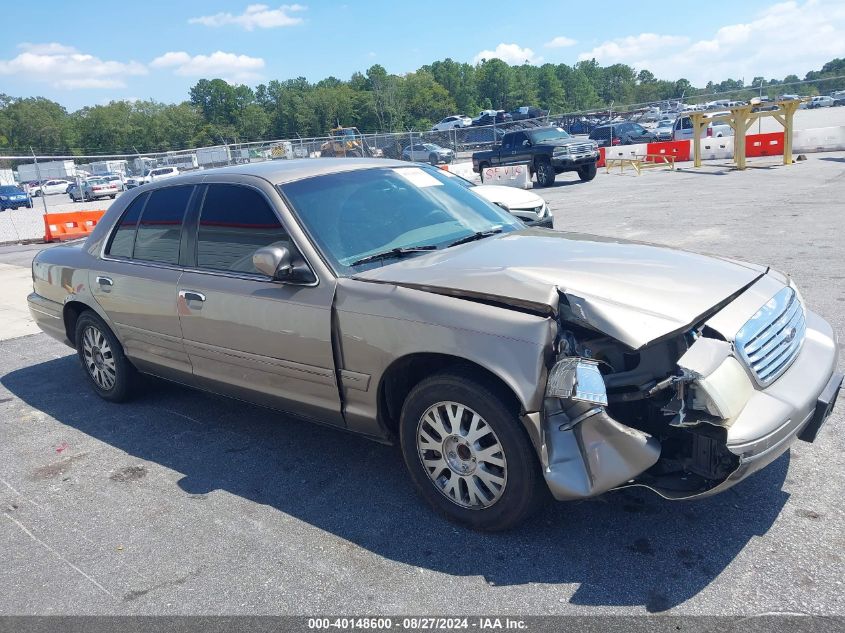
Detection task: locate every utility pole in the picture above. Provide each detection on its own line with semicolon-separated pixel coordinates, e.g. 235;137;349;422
30;148;48;215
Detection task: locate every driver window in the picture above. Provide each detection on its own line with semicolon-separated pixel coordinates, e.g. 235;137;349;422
196;184;290;274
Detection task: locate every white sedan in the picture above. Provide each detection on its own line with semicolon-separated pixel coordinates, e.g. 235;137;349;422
29;179;71;196
431;115;472;131
440;170;552;227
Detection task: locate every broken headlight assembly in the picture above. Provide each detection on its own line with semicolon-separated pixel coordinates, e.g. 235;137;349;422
546;357;608;405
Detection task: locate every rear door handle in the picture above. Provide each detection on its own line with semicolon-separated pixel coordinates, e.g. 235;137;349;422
179;290;206;303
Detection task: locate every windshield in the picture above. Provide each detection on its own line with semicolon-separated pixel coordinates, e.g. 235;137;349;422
529;127;571;143
279;166;520;273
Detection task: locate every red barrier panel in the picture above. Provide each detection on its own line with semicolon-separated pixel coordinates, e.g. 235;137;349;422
645;140;691;162
596;147;606;168
746;132;784;157
43;210;105;242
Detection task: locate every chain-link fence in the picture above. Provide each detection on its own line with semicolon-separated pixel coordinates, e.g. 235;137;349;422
2;84;844;243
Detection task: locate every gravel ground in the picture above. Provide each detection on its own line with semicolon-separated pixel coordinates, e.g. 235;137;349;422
0;151;843;617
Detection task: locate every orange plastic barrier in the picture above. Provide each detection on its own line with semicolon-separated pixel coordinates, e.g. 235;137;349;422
745;132;784;157
43;210;106;242
645;140;691;162
596;147;606;168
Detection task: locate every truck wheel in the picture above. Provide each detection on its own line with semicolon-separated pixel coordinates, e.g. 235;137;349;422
479;162;490;182
399;371;547;531
535;159;555;187
578;163;597;182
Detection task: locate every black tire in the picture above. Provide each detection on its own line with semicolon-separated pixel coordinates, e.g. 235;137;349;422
478;162;490;182
429;153;439;166
578;163;597;182
11;206;18;210
399;371;547;531
110;194;116;199
75;311;138;403
535;158;555;187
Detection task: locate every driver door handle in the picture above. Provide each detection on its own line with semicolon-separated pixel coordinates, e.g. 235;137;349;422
179;290;206;303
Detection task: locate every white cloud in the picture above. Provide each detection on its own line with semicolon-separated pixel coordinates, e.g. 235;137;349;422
577;33;690;65
0;43;146;89
151;51;266;83
189;3;306;30
473;43;542;65
575;0;845;85
544;36;577;48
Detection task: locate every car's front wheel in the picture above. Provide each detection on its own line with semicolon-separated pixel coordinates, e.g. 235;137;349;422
75;311;138;402
399;372;547;531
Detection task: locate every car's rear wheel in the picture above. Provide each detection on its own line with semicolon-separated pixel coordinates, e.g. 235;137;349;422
399;372;547;531
429;153;439;166
578;163;597;182
75;311;138;403
478;162;490;182
535;158;555;187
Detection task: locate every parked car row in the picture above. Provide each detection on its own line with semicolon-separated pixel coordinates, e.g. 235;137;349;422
432;106;548;132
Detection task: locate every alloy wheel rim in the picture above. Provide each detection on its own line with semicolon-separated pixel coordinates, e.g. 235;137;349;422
416;401;507;509
82;325;116;390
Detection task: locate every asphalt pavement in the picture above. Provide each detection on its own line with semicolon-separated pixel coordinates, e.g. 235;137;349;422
0;152;843;616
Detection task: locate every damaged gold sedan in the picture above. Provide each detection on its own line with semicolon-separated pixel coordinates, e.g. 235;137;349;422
28;159;842;530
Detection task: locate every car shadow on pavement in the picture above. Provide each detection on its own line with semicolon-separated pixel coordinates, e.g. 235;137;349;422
2;354;790;613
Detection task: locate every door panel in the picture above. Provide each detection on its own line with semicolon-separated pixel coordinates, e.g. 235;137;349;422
89;263;189;376
177;182;342;425
90;186;193;378
177;272;341;424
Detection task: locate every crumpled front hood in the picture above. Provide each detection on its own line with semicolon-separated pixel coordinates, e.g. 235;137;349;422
354;228;766;349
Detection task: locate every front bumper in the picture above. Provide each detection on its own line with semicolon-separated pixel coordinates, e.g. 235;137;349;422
0;198;30;208
714;310;840;486
551;152;598;168
523;216;554;229
539;309;841;502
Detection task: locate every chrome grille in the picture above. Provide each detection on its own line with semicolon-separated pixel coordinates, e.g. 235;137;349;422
735;286;805;386
570;142;595;154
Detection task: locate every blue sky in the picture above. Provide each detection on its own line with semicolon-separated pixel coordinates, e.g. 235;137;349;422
2;0;844;110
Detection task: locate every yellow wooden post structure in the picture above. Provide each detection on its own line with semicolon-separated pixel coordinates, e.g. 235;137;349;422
688;99;802;170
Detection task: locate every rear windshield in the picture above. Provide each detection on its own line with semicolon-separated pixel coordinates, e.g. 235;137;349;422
0;186;24;194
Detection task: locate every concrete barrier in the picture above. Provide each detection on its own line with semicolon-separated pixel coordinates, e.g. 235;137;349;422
698;137;733;160
793;126;845;152
481;163;533;189
442;161;477;180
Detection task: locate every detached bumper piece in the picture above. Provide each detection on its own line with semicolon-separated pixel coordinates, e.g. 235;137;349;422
798;372;843;443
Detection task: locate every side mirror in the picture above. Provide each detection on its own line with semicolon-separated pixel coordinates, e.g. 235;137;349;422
253;246;293;281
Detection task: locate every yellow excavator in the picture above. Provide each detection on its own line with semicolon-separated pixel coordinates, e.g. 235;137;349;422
319;125;382;158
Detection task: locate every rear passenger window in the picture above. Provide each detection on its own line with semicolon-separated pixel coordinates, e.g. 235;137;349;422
106;193;147;258
196;184;289;274
133;186;193;265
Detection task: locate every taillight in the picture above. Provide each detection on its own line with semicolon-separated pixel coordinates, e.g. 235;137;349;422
93;186;102;191
611;137;622;146
706;127;713;137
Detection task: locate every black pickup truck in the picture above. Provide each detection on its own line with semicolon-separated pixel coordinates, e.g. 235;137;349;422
472;126;599;187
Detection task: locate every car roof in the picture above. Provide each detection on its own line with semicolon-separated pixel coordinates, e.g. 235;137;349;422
142;158;409;189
